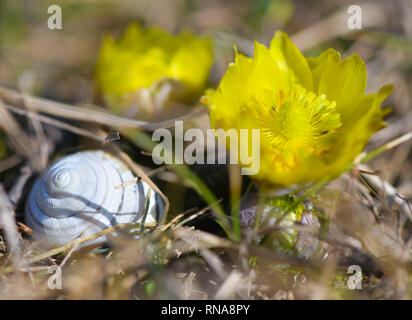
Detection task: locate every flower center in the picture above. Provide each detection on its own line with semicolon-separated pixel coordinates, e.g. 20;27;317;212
250;86;342;171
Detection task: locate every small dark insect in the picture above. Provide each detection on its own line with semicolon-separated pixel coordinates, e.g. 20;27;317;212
105;131;120;143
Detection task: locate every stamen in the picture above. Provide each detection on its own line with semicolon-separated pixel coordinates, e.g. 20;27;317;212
249;85;342;172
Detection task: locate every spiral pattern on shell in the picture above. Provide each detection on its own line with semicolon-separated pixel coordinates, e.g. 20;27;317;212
25;150;165;246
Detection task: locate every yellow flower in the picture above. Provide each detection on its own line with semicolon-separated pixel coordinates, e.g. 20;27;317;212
95;24;213;116
202;31;393;190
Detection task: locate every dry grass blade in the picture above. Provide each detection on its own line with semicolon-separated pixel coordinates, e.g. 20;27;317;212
0;222;156;275
172;227;314;269
199;248;228;279
115;177;138;190
2;102;106;143
0;155;22;173
0;185;22;268
59;231;86;268
159;213;185;232
0;86;207;131
371;112;412;145
214;270;244;299
291;2;387;50
113;146;170;222
8;165;32;208
356;131;412;165
0;99;43;171
174;201;221;228
359;164;412;222
21;92;49;168
173;226;234;251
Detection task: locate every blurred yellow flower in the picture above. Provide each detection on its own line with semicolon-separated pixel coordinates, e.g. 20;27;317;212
202;31;393;190
95;24;213;117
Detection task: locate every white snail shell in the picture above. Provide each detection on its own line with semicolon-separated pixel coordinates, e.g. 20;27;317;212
25;150;165;246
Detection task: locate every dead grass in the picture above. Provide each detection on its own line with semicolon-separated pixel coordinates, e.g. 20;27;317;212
0;0;411;300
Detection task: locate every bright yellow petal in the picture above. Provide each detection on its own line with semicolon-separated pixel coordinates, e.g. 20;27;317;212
240;41;288;104
307;50;367;121
169;36;214;96
95;24;214;109
269;31;313;90
329;84;394;168
202;33;393;191
204;50;254;129
306;48;339;91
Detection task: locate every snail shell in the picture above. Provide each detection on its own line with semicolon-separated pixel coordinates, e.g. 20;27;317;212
25;150;165;246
